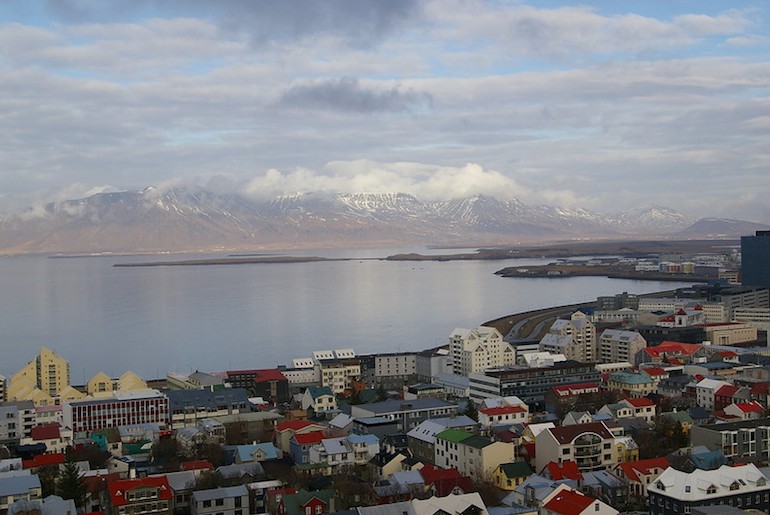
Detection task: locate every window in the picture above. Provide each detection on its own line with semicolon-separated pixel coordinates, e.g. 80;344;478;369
203;500;212;508
316;505;323;514
216;498;224;506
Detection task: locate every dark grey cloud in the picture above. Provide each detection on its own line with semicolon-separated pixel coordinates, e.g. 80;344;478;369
279;77;433;113
45;0;422;47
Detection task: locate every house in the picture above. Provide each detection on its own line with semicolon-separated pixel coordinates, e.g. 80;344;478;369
234;442;282;463
534;422;619;473
405;416;477;464
0;474;42;514
503;474;578;511
648;464;770;515
19;423;73;454
418;464;475;497
541;484;618;515
477;405;528;428
274;419;326;454
606;370;656;398
617;457;670;497
107;476;173;515
619;397;656;423
277;488;335;515
412;492;489;515
191;485;249;515
721;401;765;420
289;431;326;465
151;470;196;514
493;461;534;490
434;429;516;478
580;469;627;510
301;387;337;415
695;378;732;411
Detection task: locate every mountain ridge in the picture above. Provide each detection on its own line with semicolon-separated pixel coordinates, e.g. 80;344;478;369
1;187;767;254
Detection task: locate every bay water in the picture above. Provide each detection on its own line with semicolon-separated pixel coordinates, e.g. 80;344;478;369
0;248;693;383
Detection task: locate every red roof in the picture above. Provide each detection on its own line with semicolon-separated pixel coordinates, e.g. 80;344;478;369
108;476;172;507
751;383;770;395
543;488;594;515
22;452;65;469
624;397;655;408
292;430;326;445
735;402;764;414
550;383;599;397
618;457;670;482
275;419;318;432
547;461;583;481
642;367;667;377
718;351;738;357
479;405;526;416
716;384;740;398
180;460;213;471
83;473;122;494
418;464;474;497
252;369;288;383
643;341;701;359
30;423;62;441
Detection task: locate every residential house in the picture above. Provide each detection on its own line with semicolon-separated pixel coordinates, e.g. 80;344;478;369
406;416;477;464
301;387;337;415
606;370;656;398
418;464;475;498
493;461;534;490
617;457;670;498
434;429;516;479
540;484;618;515
721;401;765;421
18;423;72;454
107;476;173;515
534;422;619;473
412;492;489;515
274;420;325;454
619;397;657;423
277;489;335;515
477;405;528;428
0;474;42;514
191;486;249;515
695;378;732;411
289;431;326;466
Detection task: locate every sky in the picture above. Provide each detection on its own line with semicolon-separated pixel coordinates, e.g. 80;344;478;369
0;0;769;221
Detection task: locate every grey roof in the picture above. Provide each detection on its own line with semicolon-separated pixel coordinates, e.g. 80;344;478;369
152;470;196;491
355;398;457;415
192;485;248;502
0;474;41;496
166;388;251;411
357;501;416;515
322;438;351;455
216;462;264;479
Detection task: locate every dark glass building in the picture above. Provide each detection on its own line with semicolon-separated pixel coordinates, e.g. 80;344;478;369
742;230;770;288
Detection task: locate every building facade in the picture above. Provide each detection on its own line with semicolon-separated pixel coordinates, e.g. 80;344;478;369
63;389;170;433
742;231;770;288
449;326;515;376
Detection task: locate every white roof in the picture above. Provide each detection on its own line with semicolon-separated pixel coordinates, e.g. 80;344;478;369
651;464;769;501
412;493;488;515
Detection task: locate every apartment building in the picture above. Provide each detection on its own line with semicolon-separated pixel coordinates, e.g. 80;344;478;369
191;486;249;515
63;389;170;433
597;329;646;365
534;422;620;473
469;360;600;405
107;476;173;515
0;400;36;445
351;399;458;432
648;464;770;515
449;326;515;376
360;352;419;390
539;312;597;363
690;417;770;463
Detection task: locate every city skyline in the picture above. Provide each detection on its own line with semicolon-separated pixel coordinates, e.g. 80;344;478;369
1;1;769;221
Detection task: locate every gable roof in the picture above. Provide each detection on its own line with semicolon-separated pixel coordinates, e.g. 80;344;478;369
275;419;321;432
547;422;613;444
542;488;595;515
479;405;526;416
547;461;583;481
108;476;172;507
619;457;670;482
292;431;326;446
30;423;62;441
22;453;66;469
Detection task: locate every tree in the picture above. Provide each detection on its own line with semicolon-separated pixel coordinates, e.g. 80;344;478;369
462;399;479;422
56;456;87;509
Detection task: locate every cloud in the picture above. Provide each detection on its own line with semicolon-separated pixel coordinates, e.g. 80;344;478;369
279;77;432;113
242;160;530;201
45;0;422;48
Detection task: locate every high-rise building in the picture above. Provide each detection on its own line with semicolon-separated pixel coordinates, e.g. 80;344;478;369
741;230;770;288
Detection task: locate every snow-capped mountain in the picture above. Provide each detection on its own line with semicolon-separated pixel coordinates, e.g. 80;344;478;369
0;187;754;254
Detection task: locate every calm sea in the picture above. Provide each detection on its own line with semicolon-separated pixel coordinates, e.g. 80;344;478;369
0;248;693;383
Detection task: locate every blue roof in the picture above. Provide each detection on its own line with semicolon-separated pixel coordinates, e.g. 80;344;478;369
309;386;335;399
236;443;280;462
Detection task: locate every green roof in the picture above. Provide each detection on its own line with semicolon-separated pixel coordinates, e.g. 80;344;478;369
436;428;473;443
661;411;694;424
499;461;534;478
463;435;493;449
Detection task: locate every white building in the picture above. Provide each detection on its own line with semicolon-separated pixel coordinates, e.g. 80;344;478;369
539;312;597;363
449;327;515;376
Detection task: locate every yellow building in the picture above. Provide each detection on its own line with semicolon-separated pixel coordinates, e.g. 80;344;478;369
7;347;82;406
493;461;534;490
